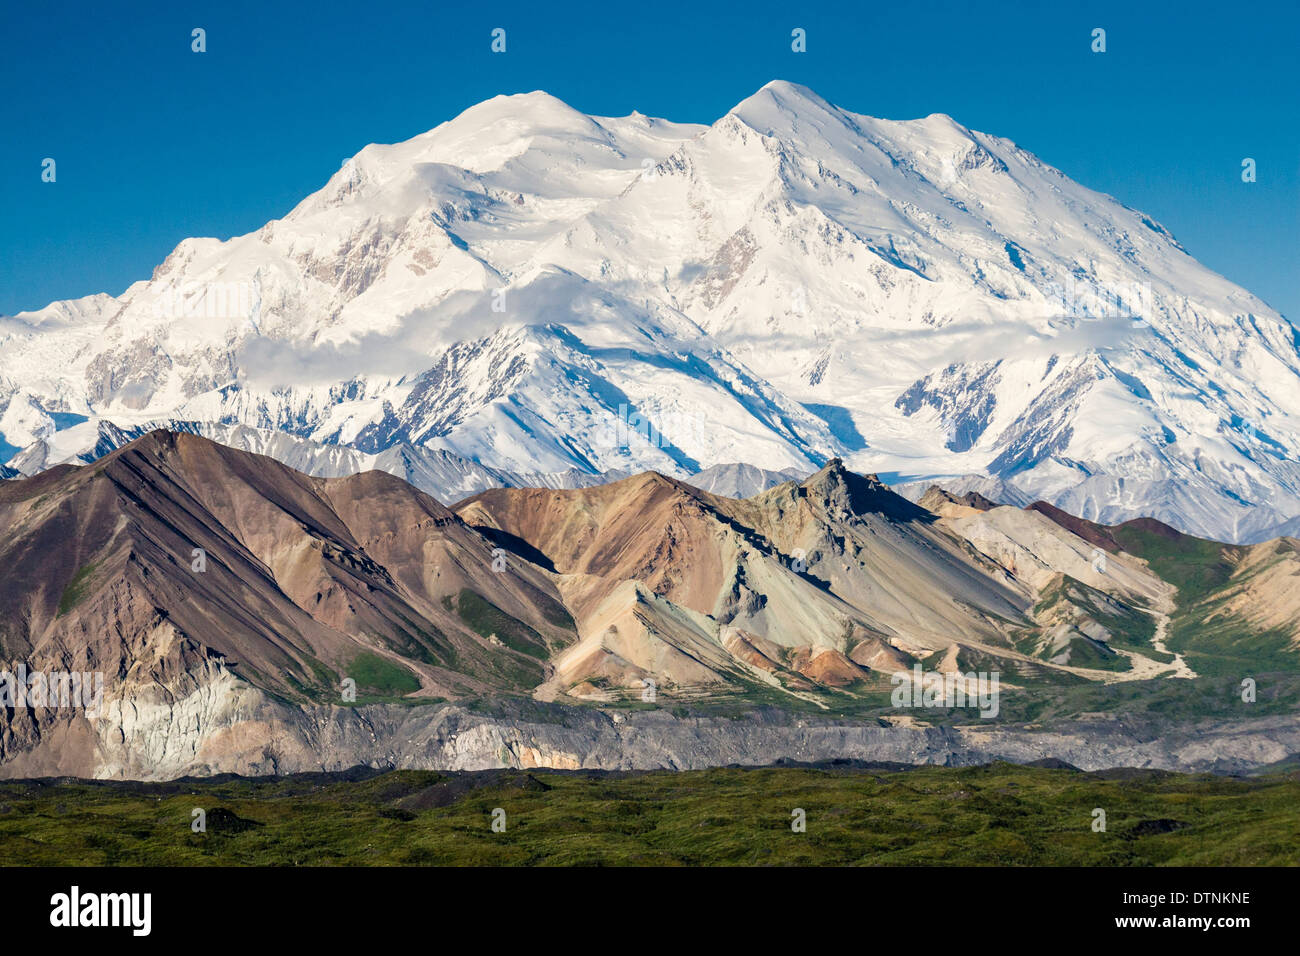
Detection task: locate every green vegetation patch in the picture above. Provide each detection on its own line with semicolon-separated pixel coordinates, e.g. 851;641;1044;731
346;652;420;697
1144;538;1300;676
56;561;100;617
1;763;1297;866
1112;523;1235;603
1167;611;1297;677
450;589;549;659
1060;635;1128;672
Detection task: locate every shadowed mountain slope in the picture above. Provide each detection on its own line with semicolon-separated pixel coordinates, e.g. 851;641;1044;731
0;430;576;708
1;431;1297;777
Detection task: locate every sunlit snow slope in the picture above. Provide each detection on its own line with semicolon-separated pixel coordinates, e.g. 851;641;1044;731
2;81;1297;542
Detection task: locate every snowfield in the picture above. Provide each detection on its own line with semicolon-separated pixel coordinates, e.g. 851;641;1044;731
2;81;1297;541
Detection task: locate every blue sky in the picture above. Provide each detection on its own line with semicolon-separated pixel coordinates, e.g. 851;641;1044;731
2;0;1296;320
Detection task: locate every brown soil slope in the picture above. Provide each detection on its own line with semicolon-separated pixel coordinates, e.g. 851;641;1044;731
0;430;575;705
455;461;1036;699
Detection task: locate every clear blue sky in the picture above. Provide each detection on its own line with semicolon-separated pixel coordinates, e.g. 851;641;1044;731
2;0;1296;320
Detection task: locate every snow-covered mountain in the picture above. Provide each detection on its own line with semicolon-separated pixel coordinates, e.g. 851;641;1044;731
3;81;1298;541
893;473;1036;509
685;462;808;498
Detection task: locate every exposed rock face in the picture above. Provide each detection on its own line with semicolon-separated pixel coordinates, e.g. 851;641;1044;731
0;430;582;776
455;460;1044;699
2;431;1297;780
919;485;1000;517
5;664;1298;780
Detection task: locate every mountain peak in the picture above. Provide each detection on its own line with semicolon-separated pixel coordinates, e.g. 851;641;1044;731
4;84;1298;546
729;83;974;143
727;79;842;134
920;111;970;132
799;458;930;522
757;79;825;99
454;89;591;125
